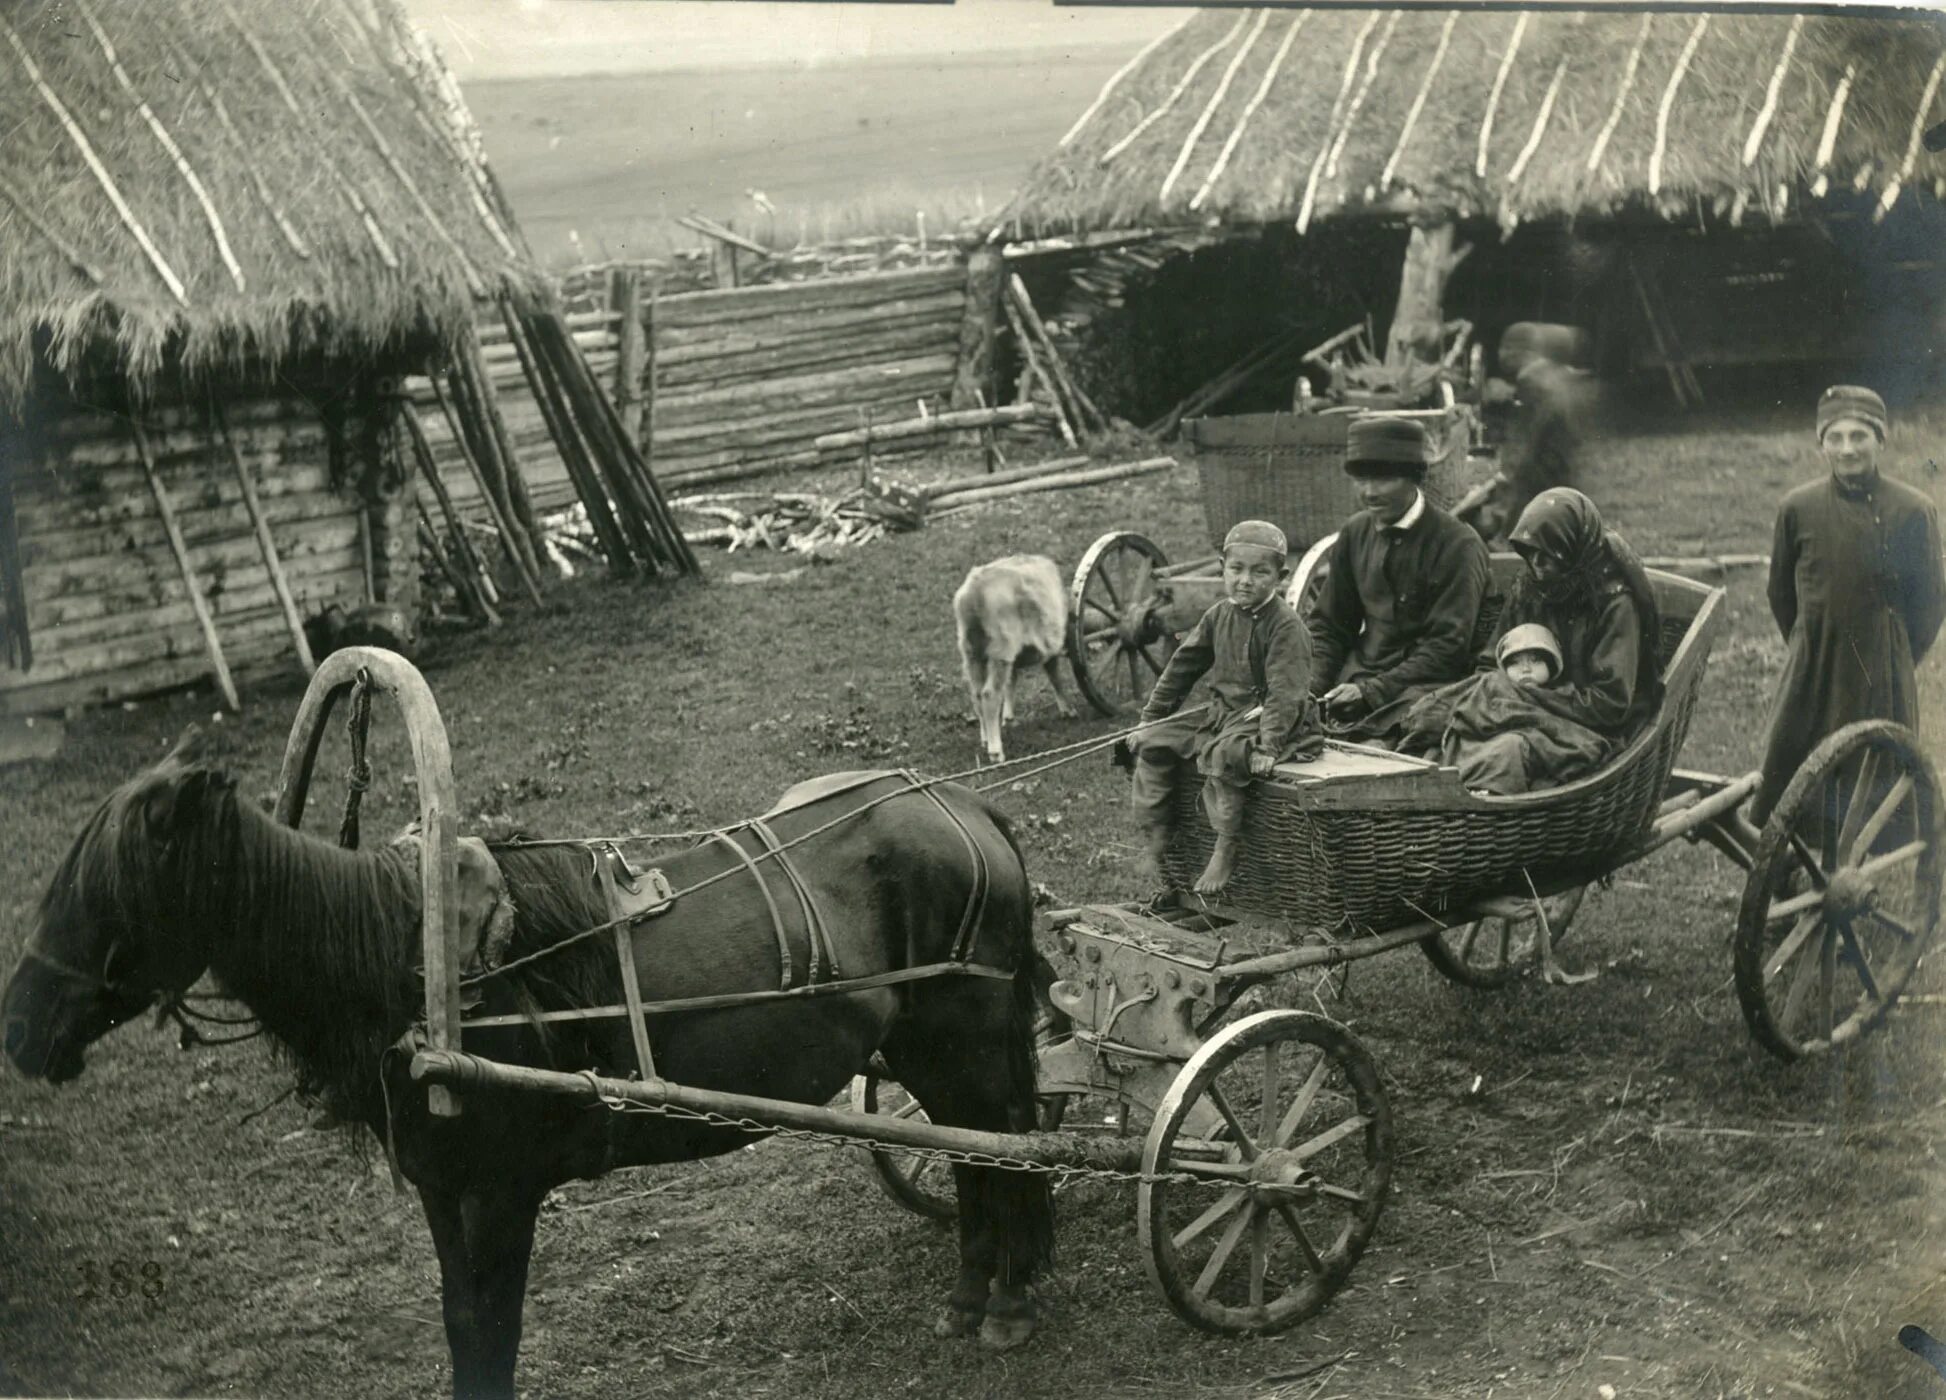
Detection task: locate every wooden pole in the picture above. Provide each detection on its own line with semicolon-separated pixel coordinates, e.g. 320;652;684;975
401;405;503;613
429;375;544;606
1001;295;1076;448
612;267;646;439
948;246;1006;412
500;301;636;575
211;403;314;678
130;422;239;710
644;283;659;479
1007;274;1104;435
460;325;546;570
417;499;498;626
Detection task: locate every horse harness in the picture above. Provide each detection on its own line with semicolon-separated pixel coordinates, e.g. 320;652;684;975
460;770;1013;1083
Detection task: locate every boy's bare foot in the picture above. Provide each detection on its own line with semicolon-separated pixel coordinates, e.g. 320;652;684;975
1193;835;1238;894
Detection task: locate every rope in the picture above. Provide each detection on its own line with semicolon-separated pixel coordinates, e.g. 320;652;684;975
338;668;375;851
459;707;1209;989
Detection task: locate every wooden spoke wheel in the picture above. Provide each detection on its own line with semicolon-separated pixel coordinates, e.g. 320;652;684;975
1067;531;1175;717
850;1072;1070;1222
1284;531;1336;621
1422;885;1590;989
850;1073;958;1221
1734;721;1941;1061
1138;1011;1392;1334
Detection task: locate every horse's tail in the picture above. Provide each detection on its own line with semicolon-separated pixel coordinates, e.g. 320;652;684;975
983;800;1057;1281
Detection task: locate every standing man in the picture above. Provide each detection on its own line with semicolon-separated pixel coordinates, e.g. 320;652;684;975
1310;416;1493;742
1752;385;1945;826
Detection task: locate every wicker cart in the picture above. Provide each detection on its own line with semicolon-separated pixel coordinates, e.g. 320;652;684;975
862;557;1941;1334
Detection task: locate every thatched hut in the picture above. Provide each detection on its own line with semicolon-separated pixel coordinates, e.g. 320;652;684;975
0;0;549;718
1007;8;1946;416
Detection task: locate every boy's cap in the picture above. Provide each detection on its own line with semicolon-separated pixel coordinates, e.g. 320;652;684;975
1222;520;1288;557
1496;622;1563;675
1817;384;1887;443
1344;416;1429;479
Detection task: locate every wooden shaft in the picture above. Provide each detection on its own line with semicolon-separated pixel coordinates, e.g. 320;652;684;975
130;424;239;710
276;647;463;1118
409;1048;1147;1171
612;267;645;424
462;327;546;573
212;405;314;677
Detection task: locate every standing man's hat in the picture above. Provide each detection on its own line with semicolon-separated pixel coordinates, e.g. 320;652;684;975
1816;385;1887;442
1344;416;1429;479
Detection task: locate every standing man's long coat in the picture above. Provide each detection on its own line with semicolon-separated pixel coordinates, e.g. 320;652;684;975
1755;472;1945;822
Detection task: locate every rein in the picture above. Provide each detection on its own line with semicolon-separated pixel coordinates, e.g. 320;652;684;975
20;940;265;1049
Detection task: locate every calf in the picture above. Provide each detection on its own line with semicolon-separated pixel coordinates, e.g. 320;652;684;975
952;554;1078;765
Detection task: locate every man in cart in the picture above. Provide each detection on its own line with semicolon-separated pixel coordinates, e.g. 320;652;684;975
1749;385;1945;832
1309;416;1493;744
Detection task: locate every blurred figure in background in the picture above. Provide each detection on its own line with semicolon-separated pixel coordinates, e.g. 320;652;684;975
1467;322;1596;545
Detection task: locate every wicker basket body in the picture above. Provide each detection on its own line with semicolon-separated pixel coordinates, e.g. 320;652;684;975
1185;410;1487;555
1161;567;1724;934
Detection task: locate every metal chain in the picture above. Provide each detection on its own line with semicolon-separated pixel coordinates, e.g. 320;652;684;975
579;1076;1233;1191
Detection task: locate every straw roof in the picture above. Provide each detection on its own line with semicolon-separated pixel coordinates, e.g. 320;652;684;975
0;0;546;410
1015;9;1946;236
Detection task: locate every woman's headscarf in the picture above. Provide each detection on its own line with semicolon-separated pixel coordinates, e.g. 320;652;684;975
1508;489;1663;706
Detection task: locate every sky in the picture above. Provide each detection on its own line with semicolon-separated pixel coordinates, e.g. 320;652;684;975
399;0;1198;79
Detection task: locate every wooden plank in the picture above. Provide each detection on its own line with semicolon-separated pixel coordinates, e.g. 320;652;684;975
649;292;966;354
653;352;957;417
29;563;366;658
653;267;965;327
131;425;239;712
214;405;315;678
656;323;961;390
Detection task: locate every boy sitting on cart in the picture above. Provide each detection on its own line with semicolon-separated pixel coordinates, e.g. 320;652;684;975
1128;520;1322;894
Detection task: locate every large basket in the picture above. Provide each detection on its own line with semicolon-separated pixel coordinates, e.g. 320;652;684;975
1185;409;1486;554
1164;563;1725;933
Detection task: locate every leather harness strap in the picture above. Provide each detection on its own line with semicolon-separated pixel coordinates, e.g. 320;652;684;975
708;830;797;990
593;844;657;1080
897;768;993;964
746;817;839;983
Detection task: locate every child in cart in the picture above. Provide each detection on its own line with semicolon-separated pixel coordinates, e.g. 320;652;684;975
1127;520;1322;894
1397;621;1609;795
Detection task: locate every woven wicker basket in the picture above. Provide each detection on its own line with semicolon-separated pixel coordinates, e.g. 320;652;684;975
1162;563;1725;933
1186;410;1487;554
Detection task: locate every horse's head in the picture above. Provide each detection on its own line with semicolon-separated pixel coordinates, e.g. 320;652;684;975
4;727;231;1082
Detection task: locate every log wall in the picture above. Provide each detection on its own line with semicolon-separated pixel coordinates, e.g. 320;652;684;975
414;263;977;512
2;391;400;718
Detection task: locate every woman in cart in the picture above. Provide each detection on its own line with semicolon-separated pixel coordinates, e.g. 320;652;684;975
1405;488;1662;797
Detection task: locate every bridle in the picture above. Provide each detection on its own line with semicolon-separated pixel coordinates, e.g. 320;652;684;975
17;942;263;1047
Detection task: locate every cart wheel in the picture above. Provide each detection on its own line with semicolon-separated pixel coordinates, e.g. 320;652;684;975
850;1073;957;1221
1734;721;1941;1061
1422;885;1590;989
1068;531;1175;717
1284;532;1336;620
1138;1011;1392;1334
850;1073;1069;1221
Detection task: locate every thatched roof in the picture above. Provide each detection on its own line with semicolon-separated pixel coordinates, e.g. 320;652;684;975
1014;9;1946;236
0;0;546;410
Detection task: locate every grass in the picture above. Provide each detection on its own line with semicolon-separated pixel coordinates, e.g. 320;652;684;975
2;397;1944;1400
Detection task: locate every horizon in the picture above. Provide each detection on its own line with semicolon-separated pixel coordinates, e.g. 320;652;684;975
400;0;1198;80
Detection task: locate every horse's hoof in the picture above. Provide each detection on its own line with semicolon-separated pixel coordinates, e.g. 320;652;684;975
977;1311;1036;1351
933;1306;983;1340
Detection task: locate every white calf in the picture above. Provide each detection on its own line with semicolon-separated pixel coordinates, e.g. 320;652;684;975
952;554;1078;765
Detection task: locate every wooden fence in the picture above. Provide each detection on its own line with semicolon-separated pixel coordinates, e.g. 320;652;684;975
411;263;977;515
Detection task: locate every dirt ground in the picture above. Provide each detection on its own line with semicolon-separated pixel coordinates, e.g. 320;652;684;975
3;399;1945;1399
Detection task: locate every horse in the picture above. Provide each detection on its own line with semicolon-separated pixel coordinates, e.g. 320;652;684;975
2;730;1055;1399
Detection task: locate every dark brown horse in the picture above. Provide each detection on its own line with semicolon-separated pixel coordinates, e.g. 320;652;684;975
2;732;1054;1398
